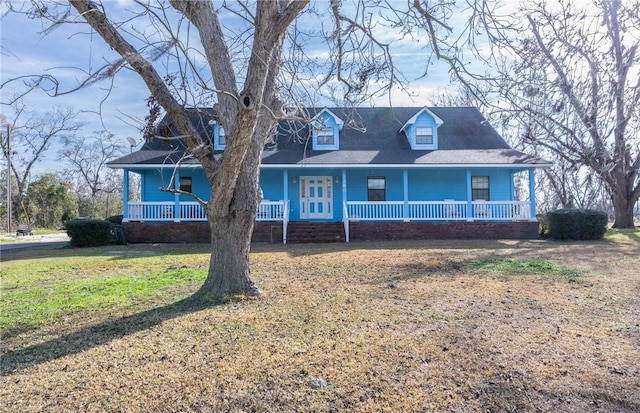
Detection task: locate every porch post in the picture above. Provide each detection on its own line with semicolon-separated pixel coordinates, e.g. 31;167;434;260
341;168;347;202
342;168;348;242
283;169;289;201
528;168;537;220
174;169;180;222
466;169;473;221
403;169;409;221
123;169;129;222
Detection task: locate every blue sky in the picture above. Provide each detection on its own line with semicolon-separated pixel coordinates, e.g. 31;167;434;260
0;1;464;176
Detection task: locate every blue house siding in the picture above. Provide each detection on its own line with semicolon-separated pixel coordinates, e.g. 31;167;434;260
345;169;404;201
259;169;284;201
407;169;467;201
138;168;210;202
470;168;512;201
141;170;169;202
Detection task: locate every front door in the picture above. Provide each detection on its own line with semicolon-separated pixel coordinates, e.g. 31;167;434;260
300;176;333;219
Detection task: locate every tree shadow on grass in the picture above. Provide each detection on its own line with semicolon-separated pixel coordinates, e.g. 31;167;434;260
0;294;225;376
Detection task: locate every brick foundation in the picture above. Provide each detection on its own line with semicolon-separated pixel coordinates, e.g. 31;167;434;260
121;221;539;244
349;221;539;241
121;221;284;244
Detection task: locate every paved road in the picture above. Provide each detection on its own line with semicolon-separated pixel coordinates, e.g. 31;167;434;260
0;234;70;252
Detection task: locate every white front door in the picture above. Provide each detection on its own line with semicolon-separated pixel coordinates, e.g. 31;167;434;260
300;176;333;219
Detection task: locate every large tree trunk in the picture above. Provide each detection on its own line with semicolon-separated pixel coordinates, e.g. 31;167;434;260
195;117;268;299
611;193;637;229
197;211;261;299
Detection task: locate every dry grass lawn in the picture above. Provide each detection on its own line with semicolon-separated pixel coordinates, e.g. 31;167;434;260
1;238;639;412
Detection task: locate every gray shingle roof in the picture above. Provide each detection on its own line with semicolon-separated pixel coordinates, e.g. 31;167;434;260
108;107;550;167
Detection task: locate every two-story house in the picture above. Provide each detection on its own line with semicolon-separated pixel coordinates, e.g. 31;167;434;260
108;106;550;243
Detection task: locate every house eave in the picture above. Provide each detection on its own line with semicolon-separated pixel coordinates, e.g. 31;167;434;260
109;162;552;170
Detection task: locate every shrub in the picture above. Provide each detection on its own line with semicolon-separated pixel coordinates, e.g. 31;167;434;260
105;215;123;225
545;209;608;240
65;219;113;247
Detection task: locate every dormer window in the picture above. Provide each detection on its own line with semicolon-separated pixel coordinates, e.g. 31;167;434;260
317;127;335;145
312;108;343;150
415;127;434;145
209;120;226;150
218;126;226;146
400;107;443;150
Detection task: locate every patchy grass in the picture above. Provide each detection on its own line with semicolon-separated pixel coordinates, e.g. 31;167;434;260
605;227;640;244
466;257;582;279
1;239;639;412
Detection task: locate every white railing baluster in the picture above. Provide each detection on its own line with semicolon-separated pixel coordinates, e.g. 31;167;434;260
126;200;531;223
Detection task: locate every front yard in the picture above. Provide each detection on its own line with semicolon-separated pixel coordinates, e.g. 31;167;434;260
1;235;639;412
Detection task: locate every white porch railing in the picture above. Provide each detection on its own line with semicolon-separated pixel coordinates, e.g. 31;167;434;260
344;200;531;221
128;202;176;221
126;200;290;243
126;200;290;223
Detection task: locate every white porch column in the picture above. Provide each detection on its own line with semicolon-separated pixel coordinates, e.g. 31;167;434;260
528;168;537;220
342;168;348;242
174;169;181;222
123;169;129;222
341;168;347;203
403;169;409;221
466;169;473;221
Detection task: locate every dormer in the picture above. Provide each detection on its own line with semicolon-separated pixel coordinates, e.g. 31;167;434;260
311;108;343;151
400;107;443;150
209;120;226;150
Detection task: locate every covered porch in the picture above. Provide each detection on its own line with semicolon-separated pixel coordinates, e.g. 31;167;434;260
119;165;539;243
122;199;534;243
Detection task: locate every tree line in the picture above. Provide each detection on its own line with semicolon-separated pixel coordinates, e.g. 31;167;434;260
0;100;136;230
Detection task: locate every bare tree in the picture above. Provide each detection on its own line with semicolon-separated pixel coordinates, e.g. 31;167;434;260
15;0;487;299
59;129;125;195
484;0;640;227
58;131;126;218
0;99;81;226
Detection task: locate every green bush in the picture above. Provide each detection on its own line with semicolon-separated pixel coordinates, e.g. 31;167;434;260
105;215;123;225
65;219;113;247
545;209;608;240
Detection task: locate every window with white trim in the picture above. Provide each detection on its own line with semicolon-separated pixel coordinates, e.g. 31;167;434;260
317;127;335;146
472;176;490;201
218;126;226;145
367;177;386;201
210;122;225;150
415;127;433;145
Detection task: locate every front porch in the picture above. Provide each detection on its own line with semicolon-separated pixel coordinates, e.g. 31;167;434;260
122;199;535;243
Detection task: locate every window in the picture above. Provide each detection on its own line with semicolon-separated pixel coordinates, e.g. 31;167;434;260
317;127;335;145
367;177;386;201
415;127;433;145
210;120;226;150
218;127;226;146
179;177;192;193
472;176;490;201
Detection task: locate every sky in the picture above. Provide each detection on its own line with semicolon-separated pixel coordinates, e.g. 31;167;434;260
0;0;581;178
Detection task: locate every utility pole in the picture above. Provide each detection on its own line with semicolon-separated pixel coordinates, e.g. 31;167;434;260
4;124;11;233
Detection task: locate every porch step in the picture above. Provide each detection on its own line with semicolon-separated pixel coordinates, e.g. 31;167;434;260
286;222;346;243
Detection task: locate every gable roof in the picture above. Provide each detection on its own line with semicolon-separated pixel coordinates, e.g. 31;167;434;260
313;108;344;130
108;107;551;168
